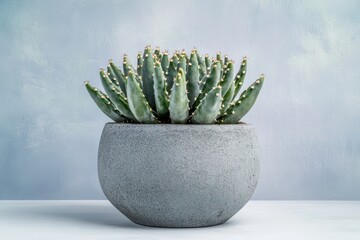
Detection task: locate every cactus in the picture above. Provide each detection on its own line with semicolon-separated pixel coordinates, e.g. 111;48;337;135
218;75;264;124
220;81;235;116
166;58;178;94
99;69;135;121
193;61;221;110
85;81;128;123
161;51;169;73
186;50;200;107
195;50;207;80
142;46;156;110
108;60;127;95
85;46;264;124
233;56;247;100
153;61;170;120
169;69;189;123
220;61;235;97
191;86;222;124
126;71;158;123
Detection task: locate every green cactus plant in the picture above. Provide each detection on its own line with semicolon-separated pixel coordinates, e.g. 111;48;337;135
85;46;264;124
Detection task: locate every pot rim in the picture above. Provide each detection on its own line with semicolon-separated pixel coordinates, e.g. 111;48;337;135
105;122;254;127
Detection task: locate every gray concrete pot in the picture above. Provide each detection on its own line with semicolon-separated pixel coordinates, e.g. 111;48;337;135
98;123;260;228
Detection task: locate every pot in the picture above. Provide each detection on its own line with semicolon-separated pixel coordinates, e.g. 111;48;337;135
98;123;260;227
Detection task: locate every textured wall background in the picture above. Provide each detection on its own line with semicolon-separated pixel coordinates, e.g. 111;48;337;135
1;0;359;199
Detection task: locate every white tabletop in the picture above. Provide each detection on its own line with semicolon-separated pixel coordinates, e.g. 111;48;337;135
1;201;359;240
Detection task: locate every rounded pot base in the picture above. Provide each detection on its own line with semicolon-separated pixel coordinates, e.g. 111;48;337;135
129;218;229;228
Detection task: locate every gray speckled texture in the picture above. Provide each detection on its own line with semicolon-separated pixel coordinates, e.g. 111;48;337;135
98;123;260;228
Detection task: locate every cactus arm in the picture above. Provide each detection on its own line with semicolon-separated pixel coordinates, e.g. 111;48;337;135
161;51;169;74
109;61;127;95
166;60;177;93
195;50;207;80
141;46;156;110
123;54;136;76
175;50;181;60
84;81;127;123
177;54;187;75
133;52;144;88
99;69;137;121
169;69;189;123
126;71;158;123
154;47;162;60
202;61;221;94
219;61;235;97
204;54;211;74
219;81;235;116
171;54;179;66
198;75;207;92
219;74;264;123
153;62;170;119
216;52;223;69
224;55;229;66
186;51;200;107
181;49;189;63
136;52;143;76
191;86;222;124
106;62;121;89
233;56;247;100
193;61;221;109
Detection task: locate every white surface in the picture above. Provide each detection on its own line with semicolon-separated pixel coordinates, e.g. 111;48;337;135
1;201;359;240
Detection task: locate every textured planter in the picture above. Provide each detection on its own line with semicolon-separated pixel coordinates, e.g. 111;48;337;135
98;123;260;228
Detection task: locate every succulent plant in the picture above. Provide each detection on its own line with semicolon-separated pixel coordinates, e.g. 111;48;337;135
85;46;264;124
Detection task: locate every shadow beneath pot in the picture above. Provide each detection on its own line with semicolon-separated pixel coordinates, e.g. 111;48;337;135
4;201;246;230
7;201;141;229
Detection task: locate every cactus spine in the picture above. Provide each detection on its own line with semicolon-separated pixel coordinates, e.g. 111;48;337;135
85;46;264;124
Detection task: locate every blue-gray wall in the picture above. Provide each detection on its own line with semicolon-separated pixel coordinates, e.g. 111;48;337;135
1;0;359;199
